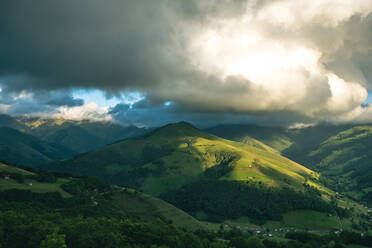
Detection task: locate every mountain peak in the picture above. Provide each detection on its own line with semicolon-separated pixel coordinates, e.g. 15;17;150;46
147;121;211;138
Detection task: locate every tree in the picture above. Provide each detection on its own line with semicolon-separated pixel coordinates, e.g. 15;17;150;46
246;236;264;248
40;230;67;248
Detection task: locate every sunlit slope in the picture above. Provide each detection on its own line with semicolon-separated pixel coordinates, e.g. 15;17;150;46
308;126;372;170
305;126;372;197
206;124;354;161
206;124;293;152
49;122;324;196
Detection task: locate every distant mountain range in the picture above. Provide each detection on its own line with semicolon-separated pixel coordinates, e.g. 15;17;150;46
0;114;149;165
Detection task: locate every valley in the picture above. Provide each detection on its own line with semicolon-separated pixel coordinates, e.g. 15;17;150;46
0;120;372;247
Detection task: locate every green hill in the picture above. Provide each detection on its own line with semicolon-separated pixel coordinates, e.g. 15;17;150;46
206;124;352;159
302;126;372;202
206;124;294;152
44;122;356;225
0;161;369;248
47;122;324;195
0;127;76;166
207;124;372;205
0;161;203;230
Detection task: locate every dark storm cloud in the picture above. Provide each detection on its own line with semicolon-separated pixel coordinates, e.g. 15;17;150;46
43;94;84;107
0;0;185;92
109;99;315;128
0;88;84;114
0;0;271;93
0;0;372;124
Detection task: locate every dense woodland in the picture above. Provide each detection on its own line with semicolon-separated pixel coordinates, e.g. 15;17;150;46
161;180;347;223
0;165;371;247
0;199;371;248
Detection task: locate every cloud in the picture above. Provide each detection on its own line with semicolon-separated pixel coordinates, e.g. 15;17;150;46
52;102;111;121
45;95;84;107
0;88;88;117
0;0;372;125
109;99;315;128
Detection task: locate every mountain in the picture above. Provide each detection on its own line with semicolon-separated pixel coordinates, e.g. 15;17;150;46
0;114;149;165
44;122;357;224
43;126;108;153
206;124;352;158
206;124;294;152
0;114;27;131
1;140;371;248
17;117;149;153
207;124;372;204
300;126;372;202
3;163;369;248
0;127;76;166
47;122;324;195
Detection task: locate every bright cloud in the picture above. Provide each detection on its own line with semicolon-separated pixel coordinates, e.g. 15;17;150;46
52;102;111;121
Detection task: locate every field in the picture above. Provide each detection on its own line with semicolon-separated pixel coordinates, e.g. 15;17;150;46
0;162;71;197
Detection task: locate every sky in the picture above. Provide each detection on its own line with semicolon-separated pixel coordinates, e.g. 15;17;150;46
1;0;372;127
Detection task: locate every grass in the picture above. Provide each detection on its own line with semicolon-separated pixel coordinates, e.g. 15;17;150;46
52;122;328;197
0;178;71;197
0;163;34;175
278;210;339;230
48;123;366;232
111;188;204;231
224;210;340;233
0;162;71;197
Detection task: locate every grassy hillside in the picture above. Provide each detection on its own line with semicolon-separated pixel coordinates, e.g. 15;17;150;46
1;164;370;248
282;125;354;166
48;122;324;196
0;162;203;230
307;126;372;171
0;127;76;166
207;124;372;206
0;162;72;197
206;124;352;160
206;124;294;152
300;126;372;203
43;122;358;225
